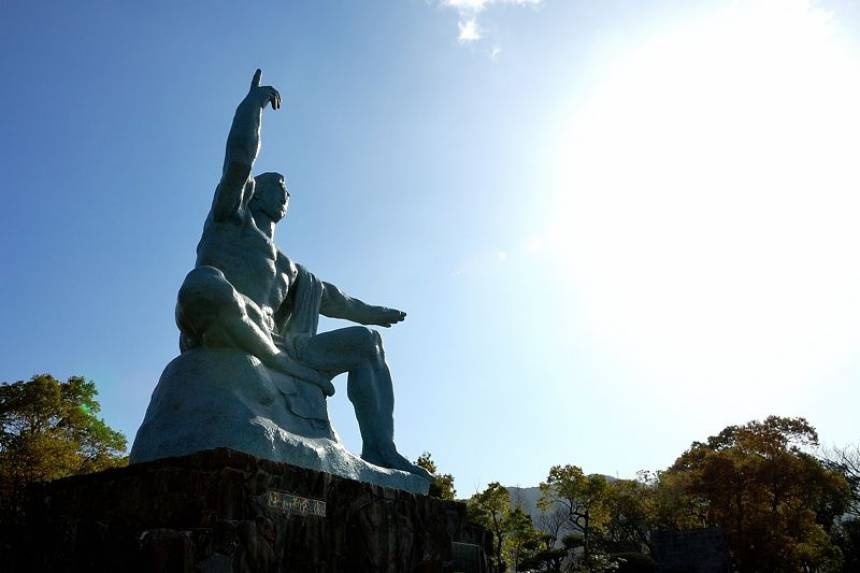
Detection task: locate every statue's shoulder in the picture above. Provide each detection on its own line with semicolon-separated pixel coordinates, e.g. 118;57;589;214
200;209;259;244
196;211;256;262
203;207;252;230
277;249;299;278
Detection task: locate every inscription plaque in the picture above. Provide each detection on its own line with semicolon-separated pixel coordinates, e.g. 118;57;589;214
266;489;326;517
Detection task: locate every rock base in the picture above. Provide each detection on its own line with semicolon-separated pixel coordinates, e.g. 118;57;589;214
130;348;430;495
4;449;490;573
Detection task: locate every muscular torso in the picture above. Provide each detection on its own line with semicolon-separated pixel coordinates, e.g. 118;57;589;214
195;212;296;327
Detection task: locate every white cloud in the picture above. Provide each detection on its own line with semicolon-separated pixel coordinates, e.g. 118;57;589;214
458;17;482;42
438;0;542;46
445;0;491;9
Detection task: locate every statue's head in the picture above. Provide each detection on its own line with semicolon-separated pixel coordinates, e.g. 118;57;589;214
250;172;289;222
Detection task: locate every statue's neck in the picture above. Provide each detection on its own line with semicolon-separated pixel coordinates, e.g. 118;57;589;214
251;210;276;240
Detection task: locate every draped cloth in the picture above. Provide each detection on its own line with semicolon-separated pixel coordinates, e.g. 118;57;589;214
265;263;330;422
278;263;322;363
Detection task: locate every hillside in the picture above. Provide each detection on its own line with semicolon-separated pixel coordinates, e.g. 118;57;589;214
506;474;618;530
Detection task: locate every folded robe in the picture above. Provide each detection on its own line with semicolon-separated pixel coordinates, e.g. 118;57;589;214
278;263;322;353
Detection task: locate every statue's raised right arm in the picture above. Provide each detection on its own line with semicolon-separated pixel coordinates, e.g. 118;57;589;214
211;69;282;222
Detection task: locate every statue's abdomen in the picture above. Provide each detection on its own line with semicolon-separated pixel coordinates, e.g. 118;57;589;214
196;225;283;312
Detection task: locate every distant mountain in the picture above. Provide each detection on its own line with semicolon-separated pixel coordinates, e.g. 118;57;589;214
506;486;544;523
506;475;618;532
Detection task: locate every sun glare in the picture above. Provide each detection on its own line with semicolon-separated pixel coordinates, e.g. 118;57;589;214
549;1;860;405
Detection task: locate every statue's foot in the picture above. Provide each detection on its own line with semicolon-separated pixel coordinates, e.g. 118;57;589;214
362;446;433;480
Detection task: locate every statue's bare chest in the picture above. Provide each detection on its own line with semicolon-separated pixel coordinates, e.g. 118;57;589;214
239;225;294;299
198;219;294;308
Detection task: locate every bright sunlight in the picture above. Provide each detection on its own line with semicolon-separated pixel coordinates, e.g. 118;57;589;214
548;0;860;406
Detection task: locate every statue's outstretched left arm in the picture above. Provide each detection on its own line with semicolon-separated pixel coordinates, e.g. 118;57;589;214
319;282;406;327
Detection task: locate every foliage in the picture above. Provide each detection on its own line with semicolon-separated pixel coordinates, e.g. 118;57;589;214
663;416;849;572
415;451;456;500
648;469;709;531
468;482;513;571
831;517;860;571
0;374;127;511
612;552;656;573
503;506;543;572
521;419;852;571
536;503;569;548
539;464;610;566
599;477;656;554
519;545;567;573
466;484;546;572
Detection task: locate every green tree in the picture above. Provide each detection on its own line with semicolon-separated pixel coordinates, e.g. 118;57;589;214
518;542;567;573
0;374;127;512
415;451;456;500
467;482;513;572
539;464;610;566
600;477;657;555
664;416;849;572
649;469;709;531
503;506;543;572
831;517;860;571
613;552;656;573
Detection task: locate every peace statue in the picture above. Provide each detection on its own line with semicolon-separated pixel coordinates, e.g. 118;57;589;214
130;70;431;493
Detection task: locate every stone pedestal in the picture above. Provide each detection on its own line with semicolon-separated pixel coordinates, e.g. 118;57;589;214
6;449;490;572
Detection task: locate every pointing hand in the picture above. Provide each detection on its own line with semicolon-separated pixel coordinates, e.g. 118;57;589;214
247;68;281;110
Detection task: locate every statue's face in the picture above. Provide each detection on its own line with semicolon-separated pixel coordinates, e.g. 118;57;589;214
254;178;290;222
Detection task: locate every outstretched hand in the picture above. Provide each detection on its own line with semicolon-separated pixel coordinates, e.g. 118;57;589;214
248;68;281;110
369;307;407;328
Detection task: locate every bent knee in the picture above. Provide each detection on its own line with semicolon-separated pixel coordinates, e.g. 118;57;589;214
371;330;384;354
353;327;383;359
179;266;234;305
176;266;242;332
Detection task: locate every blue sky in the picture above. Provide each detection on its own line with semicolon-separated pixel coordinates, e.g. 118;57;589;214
2;0;859;494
